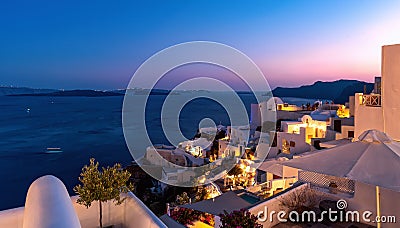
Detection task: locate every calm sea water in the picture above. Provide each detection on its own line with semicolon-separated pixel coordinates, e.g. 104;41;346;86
0;94;316;210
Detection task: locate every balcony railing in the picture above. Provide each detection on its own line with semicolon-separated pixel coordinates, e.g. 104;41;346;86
362;94;381;107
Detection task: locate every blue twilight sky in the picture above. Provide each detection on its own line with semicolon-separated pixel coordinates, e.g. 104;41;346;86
0;0;399;90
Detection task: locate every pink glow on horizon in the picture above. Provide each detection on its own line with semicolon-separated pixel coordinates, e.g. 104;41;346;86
257;1;400;88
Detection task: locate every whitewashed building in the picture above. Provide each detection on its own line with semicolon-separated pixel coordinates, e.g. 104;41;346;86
354;44;400;140
276;115;326;154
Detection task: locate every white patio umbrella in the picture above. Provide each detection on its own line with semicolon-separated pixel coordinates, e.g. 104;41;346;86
282;130;400;228
181;191;251;215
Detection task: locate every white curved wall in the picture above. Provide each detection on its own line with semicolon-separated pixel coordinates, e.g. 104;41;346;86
23;175;81;228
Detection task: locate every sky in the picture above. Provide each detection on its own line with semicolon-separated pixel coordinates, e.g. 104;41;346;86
0;0;399;90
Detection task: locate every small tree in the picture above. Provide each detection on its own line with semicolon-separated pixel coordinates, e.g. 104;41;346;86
227;164;243;186
279;187;320;213
176;192;191;205
195;187;209;202
74;158;132;228
227;164;243;177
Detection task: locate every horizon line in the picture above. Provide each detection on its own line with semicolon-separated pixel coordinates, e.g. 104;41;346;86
0;78;376;91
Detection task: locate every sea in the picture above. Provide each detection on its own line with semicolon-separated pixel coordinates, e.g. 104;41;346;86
0;94;317;210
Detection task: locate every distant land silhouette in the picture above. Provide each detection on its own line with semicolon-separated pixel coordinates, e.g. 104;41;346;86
8;89;123;97
0;86;57;96
1;79;374;102
272;79;374;104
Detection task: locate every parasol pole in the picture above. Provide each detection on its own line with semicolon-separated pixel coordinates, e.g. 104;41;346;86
376;186;381;228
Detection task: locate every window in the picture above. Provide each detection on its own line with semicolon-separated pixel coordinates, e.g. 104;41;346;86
334;120;342;133
348;130;354;138
290;141;296;147
282;139;290;154
313;140;321;149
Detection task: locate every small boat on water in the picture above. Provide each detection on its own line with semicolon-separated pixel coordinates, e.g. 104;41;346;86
45;147;63;154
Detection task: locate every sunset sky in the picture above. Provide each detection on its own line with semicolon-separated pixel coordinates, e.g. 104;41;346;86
1;0;399;90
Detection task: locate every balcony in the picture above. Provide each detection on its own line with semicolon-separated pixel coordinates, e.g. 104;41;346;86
362;94;381;107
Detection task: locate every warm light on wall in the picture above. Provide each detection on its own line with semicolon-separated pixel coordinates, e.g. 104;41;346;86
337;105;350;118
277;104;300;111
358;93;364;104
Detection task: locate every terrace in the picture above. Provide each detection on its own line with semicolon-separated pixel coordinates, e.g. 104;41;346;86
361;93;381;107
0;175;166;228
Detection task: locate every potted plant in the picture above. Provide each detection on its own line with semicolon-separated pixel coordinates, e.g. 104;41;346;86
74;158;132;228
329;182;338;194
